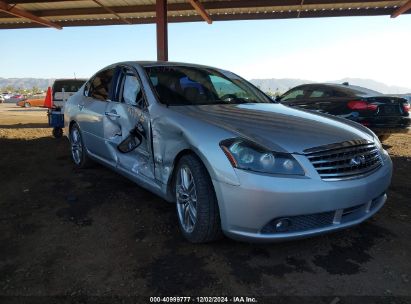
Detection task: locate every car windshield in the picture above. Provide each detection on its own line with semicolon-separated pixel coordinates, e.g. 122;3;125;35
145;66;272;106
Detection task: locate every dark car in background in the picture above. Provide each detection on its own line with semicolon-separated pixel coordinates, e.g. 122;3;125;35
277;83;410;141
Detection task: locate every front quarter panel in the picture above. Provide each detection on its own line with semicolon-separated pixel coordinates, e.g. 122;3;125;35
63;91;78;136
148;103;241;198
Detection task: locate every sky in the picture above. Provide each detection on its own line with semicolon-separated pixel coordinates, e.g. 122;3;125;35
0;15;411;88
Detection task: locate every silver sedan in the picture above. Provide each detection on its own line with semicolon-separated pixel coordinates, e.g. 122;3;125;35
64;61;392;243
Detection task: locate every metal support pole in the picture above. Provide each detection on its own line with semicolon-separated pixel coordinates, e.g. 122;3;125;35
156;0;168;61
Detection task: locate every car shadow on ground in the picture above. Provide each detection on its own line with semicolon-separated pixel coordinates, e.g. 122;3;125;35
7;108;46;112
0;123;49;129
0;135;410;297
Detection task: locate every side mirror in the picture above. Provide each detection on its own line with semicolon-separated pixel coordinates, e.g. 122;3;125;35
84;82;92;97
117;128;143;153
275;96;282;102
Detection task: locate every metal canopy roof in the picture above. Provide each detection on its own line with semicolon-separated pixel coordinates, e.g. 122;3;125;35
0;0;410;30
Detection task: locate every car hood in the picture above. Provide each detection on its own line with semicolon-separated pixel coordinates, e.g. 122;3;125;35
171;103;375;153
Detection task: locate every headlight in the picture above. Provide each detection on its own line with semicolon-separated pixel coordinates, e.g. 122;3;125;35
373;134;382;150
372;134;388;160
220;139;305;175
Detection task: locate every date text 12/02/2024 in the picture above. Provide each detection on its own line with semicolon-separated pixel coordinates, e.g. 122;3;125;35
149;297;258;303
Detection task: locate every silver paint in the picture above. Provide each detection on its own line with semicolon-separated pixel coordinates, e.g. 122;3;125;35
64;61;392;242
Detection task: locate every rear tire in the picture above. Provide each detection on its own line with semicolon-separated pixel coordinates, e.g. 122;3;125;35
52;127;63;138
174;154;223;243
69;123;92;168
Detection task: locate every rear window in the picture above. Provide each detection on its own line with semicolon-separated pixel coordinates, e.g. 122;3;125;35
53;80;86;93
337;85;381;97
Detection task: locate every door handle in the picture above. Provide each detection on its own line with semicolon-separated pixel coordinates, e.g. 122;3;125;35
78;104;84;110
105;111;120;118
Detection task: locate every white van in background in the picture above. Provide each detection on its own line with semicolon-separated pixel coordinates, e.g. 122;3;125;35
52;79;87;108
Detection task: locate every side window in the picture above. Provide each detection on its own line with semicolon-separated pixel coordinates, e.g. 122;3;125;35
84;81;91;97
308;89;330;98
281;89;305;101
149;75;158;86
332;90;348;98
89;69;114;101
121;71;144;108
210;75;248;99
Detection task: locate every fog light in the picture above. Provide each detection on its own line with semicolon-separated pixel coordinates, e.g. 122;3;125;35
274;218;291;232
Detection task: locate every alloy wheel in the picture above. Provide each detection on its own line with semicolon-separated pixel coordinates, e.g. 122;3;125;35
70;127;83;165
176;165;198;233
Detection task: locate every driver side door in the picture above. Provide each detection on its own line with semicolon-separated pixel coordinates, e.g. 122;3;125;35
77;68;115;161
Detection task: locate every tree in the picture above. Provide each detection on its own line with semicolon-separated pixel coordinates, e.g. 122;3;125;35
31;86;41;94
2;85;14;93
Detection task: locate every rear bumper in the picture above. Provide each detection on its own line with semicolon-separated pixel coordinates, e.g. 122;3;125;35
366;117;411;134
371;127;410;135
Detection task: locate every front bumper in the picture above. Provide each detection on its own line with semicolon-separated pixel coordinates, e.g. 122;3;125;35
212;154;392;242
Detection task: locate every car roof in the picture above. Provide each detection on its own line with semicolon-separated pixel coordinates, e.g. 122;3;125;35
109;61;222;71
53;78;87;82
296;83;383;97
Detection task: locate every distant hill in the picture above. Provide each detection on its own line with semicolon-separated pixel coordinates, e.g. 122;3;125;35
0;78;55;91
249;78;312;94
1;77;410;95
250;78;411;95
329;78;411;95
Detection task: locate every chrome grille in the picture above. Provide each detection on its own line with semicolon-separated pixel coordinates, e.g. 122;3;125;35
304;139;382;180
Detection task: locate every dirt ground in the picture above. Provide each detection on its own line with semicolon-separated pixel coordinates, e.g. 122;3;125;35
0;103;410;302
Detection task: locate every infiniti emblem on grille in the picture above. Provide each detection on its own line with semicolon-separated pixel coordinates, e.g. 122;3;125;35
350;155;366;166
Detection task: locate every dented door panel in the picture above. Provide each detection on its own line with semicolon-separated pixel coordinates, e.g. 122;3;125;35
104;101;154;179
100;65;156;180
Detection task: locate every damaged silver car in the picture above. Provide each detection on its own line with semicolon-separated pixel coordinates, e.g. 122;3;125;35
64;61;392;243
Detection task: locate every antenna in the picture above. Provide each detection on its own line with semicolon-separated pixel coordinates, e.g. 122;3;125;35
74;72;77;79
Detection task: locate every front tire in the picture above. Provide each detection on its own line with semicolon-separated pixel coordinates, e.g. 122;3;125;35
69;123;92;168
24;102;31;108
175;155;222;243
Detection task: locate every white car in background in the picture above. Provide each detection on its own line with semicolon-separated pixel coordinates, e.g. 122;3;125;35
1;92;12;100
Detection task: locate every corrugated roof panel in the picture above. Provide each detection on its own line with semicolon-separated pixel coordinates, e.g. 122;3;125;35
169;9;197;17
0;17;23;23
99;0;131;7
206;1;404;16
18;1;98;11
47;12;157;22
0;0;410;29
50;14;114;22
